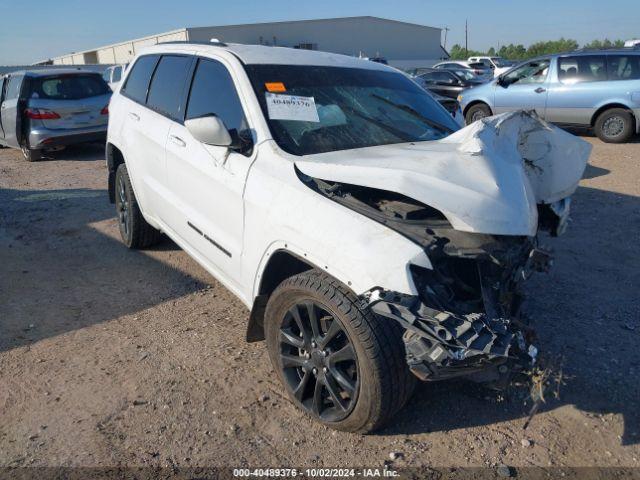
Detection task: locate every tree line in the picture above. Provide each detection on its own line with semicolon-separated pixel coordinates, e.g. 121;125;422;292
449;38;628;61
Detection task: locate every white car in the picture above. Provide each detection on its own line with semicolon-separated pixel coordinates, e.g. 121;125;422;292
468;56;514;76
106;42;590;432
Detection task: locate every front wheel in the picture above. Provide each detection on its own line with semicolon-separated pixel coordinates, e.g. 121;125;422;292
465;103;492;125
594;108;635;143
264;271;416;433
114;163;162;249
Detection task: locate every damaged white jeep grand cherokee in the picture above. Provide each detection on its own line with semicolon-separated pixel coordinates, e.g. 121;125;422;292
106;42;591;433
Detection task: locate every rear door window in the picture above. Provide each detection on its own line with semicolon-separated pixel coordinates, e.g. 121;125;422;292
607;55;640;80
122;55;160;104
146;55;193;120
30;75;110;99
185;58;249;135
558;55;607;84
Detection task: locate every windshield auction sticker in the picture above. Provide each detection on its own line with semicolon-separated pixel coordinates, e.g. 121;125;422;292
265;93;320;122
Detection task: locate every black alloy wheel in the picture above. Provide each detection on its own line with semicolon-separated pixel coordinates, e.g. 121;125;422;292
116;171;131;240
278;301;359;422
114;163;162;249
264;270;416;432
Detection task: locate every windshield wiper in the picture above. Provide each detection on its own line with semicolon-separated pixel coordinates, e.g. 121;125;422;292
370;94;454;135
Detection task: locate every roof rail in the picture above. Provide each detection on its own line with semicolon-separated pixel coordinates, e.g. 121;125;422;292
160;40;228;47
572;45;640;52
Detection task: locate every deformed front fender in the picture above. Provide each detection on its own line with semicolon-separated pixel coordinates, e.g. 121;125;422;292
251;236;431;303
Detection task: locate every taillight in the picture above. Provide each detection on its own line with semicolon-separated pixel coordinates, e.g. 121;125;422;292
101;105;109;115
25;108;60;120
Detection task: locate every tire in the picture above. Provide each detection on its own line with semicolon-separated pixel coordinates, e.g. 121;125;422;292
594;108;635;143
264;270;416;433
465;103;492;125
114;163;162;249
21;147;42;162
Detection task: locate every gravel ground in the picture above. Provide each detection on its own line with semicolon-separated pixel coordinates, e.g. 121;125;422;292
0;137;639;477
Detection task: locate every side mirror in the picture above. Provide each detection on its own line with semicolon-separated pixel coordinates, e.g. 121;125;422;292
185;114;232;147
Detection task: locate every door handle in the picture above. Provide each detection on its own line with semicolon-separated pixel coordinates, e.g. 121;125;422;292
169;135;186;147
534;87;546;94
128;112;140;121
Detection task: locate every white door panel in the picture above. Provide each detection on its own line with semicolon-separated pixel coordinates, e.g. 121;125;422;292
165;122;250;286
120;99;171;220
161;55;256;287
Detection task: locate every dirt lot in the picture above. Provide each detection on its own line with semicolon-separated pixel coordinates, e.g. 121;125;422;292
0;137;639;477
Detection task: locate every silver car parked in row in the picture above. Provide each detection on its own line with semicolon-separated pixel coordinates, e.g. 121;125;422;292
0;69;111;161
459;49;640;143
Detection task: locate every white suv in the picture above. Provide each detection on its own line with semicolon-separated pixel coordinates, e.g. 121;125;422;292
106;42;590;432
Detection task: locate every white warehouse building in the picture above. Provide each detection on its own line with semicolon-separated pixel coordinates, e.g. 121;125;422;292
42;16;449;69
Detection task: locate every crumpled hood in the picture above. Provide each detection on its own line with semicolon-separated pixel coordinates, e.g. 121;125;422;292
295;111;591;236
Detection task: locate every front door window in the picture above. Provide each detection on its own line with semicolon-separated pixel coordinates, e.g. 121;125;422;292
503;60;550;85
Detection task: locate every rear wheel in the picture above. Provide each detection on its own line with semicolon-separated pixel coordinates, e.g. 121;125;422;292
465;103;492;124
115;163;162;249
264;270;416;433
21;146;42;162
594;108;635;143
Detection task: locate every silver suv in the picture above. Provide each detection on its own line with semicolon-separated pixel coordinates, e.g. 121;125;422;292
0;69;111;161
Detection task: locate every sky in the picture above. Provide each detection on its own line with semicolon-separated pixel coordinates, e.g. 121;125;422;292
0;0;638;65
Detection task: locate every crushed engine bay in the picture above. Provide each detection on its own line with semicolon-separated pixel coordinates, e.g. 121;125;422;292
295;111;591;384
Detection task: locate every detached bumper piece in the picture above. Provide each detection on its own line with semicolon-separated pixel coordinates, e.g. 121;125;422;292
370;292;537;385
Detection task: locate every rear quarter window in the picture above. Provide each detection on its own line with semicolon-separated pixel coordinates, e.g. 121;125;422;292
112;66;122;83
6;75;23;100
607;55;640;81
122;55;160;104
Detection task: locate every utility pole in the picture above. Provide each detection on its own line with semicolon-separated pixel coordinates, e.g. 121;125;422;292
465;19;468;57
443;26;450;51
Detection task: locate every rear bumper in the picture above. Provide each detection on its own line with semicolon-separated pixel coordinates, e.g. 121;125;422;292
28;126;107;149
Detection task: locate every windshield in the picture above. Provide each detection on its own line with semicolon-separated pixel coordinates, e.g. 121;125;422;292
245;64;459;156
30;74;110;100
